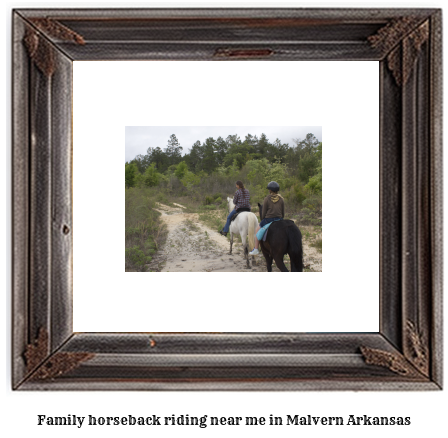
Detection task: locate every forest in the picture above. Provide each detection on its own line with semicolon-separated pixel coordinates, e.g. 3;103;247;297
125;132;322;272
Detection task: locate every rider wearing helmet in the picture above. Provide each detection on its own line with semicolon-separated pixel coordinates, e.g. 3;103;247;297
249;181;284;255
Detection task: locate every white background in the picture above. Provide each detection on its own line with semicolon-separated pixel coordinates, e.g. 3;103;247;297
73;60;379;333
3;1;446;438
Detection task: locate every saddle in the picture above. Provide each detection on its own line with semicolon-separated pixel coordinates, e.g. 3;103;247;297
258;219;295;241
230;208;251;223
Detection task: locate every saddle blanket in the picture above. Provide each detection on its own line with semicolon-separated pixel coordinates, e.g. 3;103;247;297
256;219;283;241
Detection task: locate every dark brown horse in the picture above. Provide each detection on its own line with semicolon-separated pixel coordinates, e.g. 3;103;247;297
257;203;303;272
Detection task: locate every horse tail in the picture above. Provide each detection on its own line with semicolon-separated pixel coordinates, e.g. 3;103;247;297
287;225;303;272
248;213;257;250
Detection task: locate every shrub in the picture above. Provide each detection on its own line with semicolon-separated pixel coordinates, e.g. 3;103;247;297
143;163;160;187
299;205;322;226
125;187;167;271
303;195;322;212
204;195;214;205
181;171;201;188
305;173;322;195
125;162;139;188
174;161;188;179
157;193;168;204
125;246;151;271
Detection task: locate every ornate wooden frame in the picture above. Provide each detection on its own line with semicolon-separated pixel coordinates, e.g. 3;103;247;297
12;8;443;390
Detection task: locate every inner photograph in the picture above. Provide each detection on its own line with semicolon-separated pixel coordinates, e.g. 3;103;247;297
125;126;322;273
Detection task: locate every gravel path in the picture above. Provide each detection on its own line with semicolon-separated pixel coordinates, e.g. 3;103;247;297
147;203;260;272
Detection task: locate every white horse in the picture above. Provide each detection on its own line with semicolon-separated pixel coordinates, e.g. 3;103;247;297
226;197;259;269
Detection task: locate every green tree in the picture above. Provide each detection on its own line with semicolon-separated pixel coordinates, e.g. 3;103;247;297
246;158;270;186
130;154;151;173
215;136;228;166
174;161;188;179
254;133;271;157
304;142;322;194
267;138;289;163
185;140;202;172
288;133;321;182
201;137;218;172
143;163;160;187
181;171;201;188
125;162;139;188
165;134;183;166
148;146;168;172
224;134;254;169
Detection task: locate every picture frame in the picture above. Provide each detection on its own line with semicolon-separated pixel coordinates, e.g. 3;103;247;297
12;8;442;390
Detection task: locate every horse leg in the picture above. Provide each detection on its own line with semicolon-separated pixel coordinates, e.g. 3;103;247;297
273;253;289;272
244;244;250;269
240;232;251;269
260;247;273;272
264;254;273;272
229;233;233;255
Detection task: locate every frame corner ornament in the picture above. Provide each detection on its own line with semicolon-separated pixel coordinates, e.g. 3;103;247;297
405;320;429;377
360;346;425;380
368;17;429;86
24;328;94;381
24;327;50;374
23;17;85;77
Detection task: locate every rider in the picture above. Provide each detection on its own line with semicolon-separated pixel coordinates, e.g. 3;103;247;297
219;180;251;236
249;181;284;255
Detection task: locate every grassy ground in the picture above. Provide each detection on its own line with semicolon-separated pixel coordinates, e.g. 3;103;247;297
125;187;168;271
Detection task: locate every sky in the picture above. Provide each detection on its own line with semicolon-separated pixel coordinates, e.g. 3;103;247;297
125;126;322;162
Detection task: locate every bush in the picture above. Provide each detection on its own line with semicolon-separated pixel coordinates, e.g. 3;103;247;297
125;162;139;188
305;173;322;195
204;195;214;205
299;205;322;226
143;163;160;187
303;195;322;212
125;187;166;272
284;183;306;206
174;161;188;179
125;246;151;271
157;193;168;204
181;171;201;188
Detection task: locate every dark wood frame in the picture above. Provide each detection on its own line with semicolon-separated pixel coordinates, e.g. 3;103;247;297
12;8;442;390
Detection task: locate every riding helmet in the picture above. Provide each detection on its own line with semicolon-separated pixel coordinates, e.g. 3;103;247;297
267;181;280;192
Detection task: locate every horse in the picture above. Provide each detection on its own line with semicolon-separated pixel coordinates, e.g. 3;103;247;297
226;197;259;269
257;203;303;272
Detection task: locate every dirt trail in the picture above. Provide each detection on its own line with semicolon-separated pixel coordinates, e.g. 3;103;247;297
148;203;259;272
300;225;323;271
147;203;322;272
